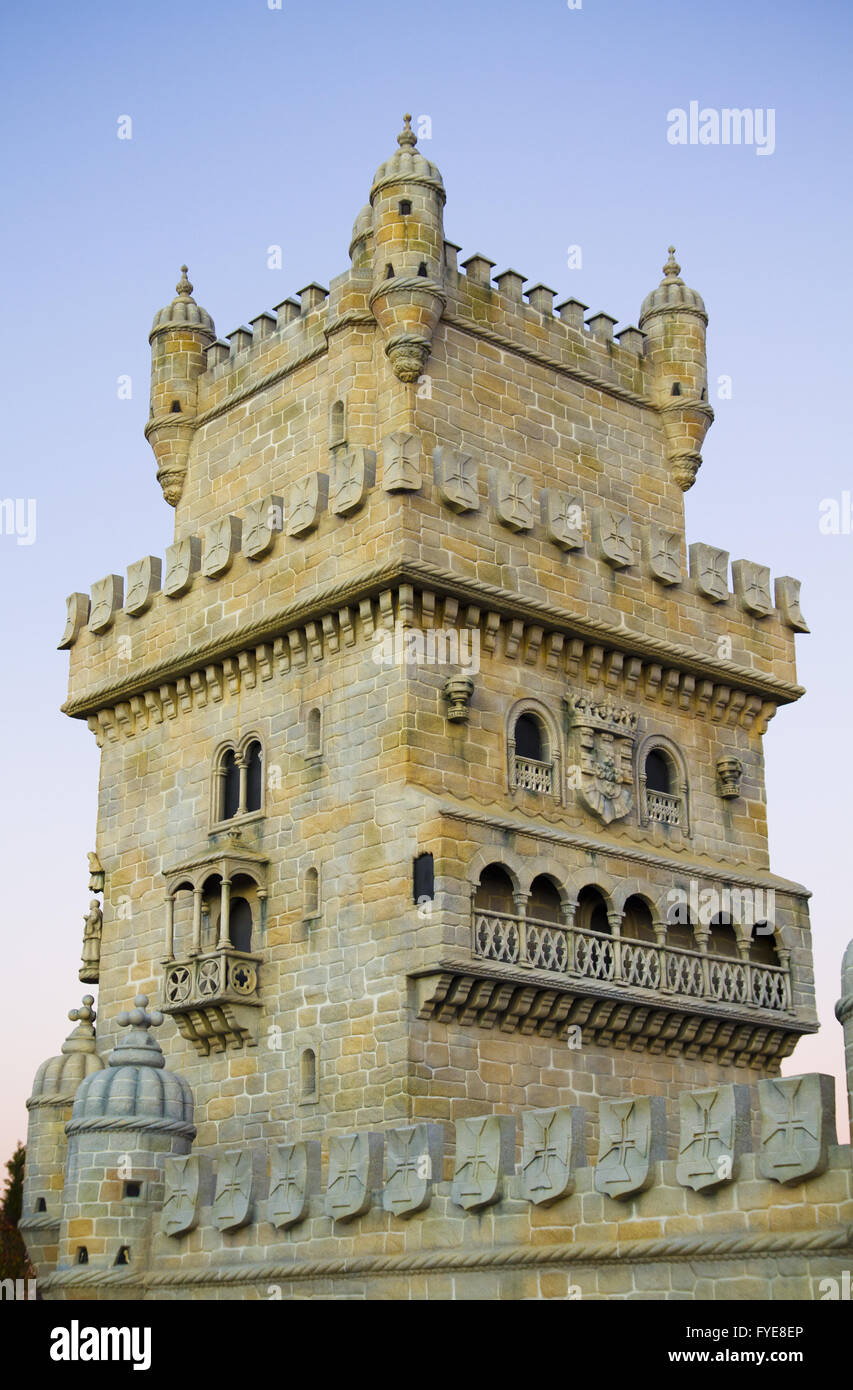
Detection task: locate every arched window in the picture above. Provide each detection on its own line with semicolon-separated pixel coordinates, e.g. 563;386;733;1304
304;867;320;919
748;922;780;967
306;707;322;757
473;864;516;915
245;740;263;812
329;398;346;449
575;885;611;935
528;875;562;924
708;913;740;959
664;899;697;953
212;736;266;826
637;737;689;833
622;894;656;943
413;853;434;904
301;1047;318;1101
221;750;240;820
229;897;253;952
508;703;559;797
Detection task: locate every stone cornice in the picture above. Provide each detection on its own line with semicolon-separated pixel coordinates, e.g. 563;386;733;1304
435;800;811;899
65;1115;197;1141
39;1222;853;1291
63;561;803;723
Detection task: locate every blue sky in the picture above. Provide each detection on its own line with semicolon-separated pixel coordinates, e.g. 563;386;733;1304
1;0;851;1157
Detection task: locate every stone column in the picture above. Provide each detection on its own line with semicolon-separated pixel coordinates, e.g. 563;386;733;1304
608;910;623;982
514;890;529;966
218;878;232;949
163;893;175;963
835;939;853;1134
190;887;203;956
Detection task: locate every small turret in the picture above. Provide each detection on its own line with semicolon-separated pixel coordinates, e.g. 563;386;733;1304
145;266;216;507
639;247;714;491
57;995;195;1274
368;115;447;382
21;996;104;1277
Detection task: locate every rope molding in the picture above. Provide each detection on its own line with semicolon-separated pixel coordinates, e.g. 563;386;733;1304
63;561;803;722
40;1223;853;1291
436;800;811;899
65;1116;196;1140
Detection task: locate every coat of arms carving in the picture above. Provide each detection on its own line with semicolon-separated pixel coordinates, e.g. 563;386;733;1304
565;692;638;824
163;536;201;597
434;446;478;512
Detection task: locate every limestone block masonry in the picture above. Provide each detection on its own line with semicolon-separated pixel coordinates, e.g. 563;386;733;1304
26;116;833;1300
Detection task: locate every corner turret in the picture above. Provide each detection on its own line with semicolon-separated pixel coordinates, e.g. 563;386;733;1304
56;995;195;1275
368;115;447;381
145;266;216;507
639;247;714;491
21;996;104;1276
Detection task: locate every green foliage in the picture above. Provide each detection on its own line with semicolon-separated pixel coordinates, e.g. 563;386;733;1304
0;1143;35;1283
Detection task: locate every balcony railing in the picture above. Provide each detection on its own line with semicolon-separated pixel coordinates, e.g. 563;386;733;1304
512;756;553;794
472;911;791;1013
161;946;262;1053
644;788;683;827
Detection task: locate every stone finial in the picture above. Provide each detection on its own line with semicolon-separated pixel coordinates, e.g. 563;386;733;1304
175;264;194;298
63;996;98;1055
662;245;682;281
397;113;417;149
109;994;165;1070
68;996;96;1030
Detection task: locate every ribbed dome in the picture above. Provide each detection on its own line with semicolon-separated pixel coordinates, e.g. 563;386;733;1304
149;266;215;339
349;203;374;261
370;115;445;201
69;995;193;1127
639;247;707;326
28;997;104;1105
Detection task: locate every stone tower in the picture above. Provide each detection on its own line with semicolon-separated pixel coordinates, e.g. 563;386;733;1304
28;118;833;1300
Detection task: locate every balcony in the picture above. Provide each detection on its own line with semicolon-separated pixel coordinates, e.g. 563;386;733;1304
644;788;683;827
161;947;262;1054
472;911;791;1012
511;755;553;795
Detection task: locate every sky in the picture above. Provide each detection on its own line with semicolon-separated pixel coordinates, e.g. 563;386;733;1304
1;0;851;1160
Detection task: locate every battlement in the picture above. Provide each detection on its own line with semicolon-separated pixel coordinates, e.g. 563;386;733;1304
34;1076;853;1300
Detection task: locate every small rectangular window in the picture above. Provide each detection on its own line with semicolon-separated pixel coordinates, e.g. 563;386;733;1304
413;852;434;904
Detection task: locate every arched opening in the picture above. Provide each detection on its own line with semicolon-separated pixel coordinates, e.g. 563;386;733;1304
528;875;563;924
575;885;611;935
304;867;320;918
514;713;544;761
417;261;428;277
329;399;345;447
229;897;253;952
473;864;516;915
35;1197;46;1213
622;894;656;943
76;1247;88;1265
201;874;222;950
398;199;412;216
301;1048;317;1099
244;740;263;813
221;749;240;820
114;1246;130;1267
645;750;671;794
708;914;740;959
664;901;697;953
748;922;780;967
307;707;322;756
671;381;682;396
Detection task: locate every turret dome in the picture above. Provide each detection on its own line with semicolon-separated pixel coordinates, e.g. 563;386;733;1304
28;996;104;1106
639;247;707;327
149;266;215;340
370;115;445;203
69;995;194;1132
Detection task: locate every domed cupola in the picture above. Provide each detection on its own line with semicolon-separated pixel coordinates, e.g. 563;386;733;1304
28;995;104;1109
145;266;216;508
349;203;374;268
638;247;714;492
368;115;447;382
69;994;194;1132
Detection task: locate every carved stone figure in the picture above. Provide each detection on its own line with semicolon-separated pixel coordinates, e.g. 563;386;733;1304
87;852;105;894
79;899;103;984
716;756;743;799
521;1106;586;1205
